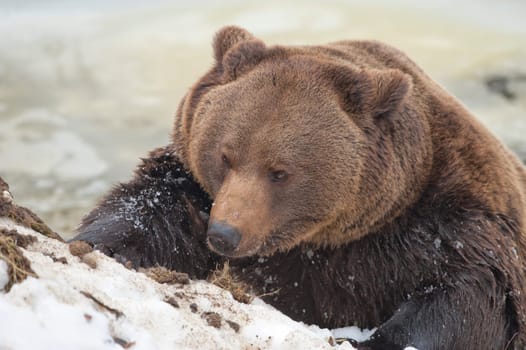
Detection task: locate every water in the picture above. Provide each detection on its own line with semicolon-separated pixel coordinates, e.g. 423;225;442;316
0;0;525;238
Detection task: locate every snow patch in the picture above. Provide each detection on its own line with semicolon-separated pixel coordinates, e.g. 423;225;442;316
0;278;133;350
454;241;464;249
0;218;358;349
332;326;376;342
0;259;8;291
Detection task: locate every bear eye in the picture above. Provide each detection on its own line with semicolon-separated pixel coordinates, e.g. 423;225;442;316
269;170;289;183
222;154;232;168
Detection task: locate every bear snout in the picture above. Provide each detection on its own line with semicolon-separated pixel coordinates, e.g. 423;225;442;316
207;220;242;255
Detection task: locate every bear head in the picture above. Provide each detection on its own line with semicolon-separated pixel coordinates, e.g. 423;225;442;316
173;26;432;258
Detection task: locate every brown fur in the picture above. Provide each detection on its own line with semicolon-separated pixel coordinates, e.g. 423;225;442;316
173;26;526;252
172;26;526;349
76;27;526;350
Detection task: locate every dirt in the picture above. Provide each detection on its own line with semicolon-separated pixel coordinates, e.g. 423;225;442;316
80;290;124;318
226;319;241;333
0;227;37;248
0;176;62;241
112;336;136;349
140;266;190;285
44;252;68;264
81;253;98;269
0;177;9;194
189;303;198;313
208;262;254;304
69;240;93;257
164;296;180;308
202;311;222;329
0;227;36;292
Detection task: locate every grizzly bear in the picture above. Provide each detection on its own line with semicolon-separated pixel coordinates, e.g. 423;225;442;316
73;26;526;350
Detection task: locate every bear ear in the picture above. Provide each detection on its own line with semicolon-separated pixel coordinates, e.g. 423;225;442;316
213;26;267;81
213;26;255;62
368;69;412;117
221;39;266;80
332;67;412;118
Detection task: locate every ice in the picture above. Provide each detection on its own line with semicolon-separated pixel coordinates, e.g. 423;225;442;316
0;110;107;179
1;0;525;239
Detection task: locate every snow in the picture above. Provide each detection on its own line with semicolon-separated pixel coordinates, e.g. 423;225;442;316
332;326;376;343
0;279;124;350
0;218;366;349
0;259;8;291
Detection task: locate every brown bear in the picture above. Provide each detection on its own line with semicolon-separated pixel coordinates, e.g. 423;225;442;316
74;26;526;350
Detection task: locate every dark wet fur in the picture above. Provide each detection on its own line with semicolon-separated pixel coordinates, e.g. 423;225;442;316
73;146;221;279
235;198;523;350
73;148;525;350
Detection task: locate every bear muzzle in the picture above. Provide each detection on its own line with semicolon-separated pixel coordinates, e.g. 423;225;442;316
207;220;242;256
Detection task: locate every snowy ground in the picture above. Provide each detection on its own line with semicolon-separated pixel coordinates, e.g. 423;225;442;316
0;217;372;350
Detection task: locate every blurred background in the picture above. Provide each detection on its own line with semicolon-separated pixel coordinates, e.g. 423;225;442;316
0;0;525;238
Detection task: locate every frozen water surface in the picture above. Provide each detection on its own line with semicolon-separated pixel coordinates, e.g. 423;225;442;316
0;0;525;237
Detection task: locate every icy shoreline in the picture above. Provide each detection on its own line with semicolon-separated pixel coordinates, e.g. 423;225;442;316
2;0;525;238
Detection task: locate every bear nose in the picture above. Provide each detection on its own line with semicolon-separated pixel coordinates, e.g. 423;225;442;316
207;221;241;255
